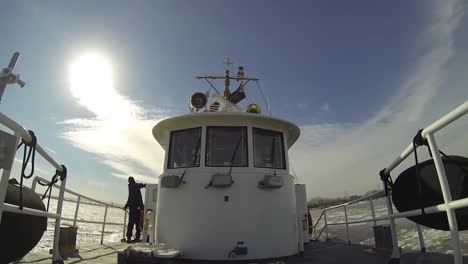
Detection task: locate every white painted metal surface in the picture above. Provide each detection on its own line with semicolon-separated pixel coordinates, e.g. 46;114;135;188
153;112;300;260
0;113;66;263
295;184;309;247
143;184;158;244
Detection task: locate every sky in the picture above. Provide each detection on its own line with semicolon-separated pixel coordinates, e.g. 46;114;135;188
0;0;467;204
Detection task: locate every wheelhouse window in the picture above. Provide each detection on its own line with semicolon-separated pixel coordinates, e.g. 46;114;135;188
253;128;286;169
206;127;248;167
167;127;202;169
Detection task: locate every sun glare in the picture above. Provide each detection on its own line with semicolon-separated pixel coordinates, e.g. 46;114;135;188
69;53;113;100
69;53;132;124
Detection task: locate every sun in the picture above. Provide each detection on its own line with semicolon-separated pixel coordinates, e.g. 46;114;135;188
68;53;122;118
69;53;113;100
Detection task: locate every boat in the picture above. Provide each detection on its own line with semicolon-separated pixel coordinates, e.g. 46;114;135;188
1;54;468;264
150;58;306;261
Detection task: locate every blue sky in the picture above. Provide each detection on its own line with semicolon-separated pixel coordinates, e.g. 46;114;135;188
1;0;467;203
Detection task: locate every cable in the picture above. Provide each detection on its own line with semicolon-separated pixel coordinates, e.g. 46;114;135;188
255;80;271;115
289;160;299;183
413;129;426;215
16;130;37;210
36;165;67;211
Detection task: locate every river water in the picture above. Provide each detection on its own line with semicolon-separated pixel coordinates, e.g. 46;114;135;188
310;198;468;255
33;196;468;255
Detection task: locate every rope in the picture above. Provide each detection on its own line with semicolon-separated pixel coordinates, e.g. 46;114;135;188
16;130;37;210
438;150;468;176
37;165;67;211
413;129;427;215
379;169;393;196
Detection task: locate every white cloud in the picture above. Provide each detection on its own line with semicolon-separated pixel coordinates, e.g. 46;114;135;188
290;0;468;198
60;54;168;183
297;103;308;110
320;102;330;113
61;109;167;183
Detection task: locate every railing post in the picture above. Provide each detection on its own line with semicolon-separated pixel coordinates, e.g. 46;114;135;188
344;205;350;244
324;211;328;240
73;196;81;226
426;133;462;264
383;183;400;260
101;205;108;244
31;177;39;193
369;198;376;226
0;132;20;224
313;221;317;240
416;224;426;252
52;176;67;263
123;209;128;240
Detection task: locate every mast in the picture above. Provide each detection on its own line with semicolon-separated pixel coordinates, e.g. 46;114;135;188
195;57;258;99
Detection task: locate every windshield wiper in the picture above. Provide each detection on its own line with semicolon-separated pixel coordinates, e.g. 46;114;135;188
228;135;244;176
270;137;277;176
179;135;201;182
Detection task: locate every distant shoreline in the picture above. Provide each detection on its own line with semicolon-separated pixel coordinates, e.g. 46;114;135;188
308;189;383;209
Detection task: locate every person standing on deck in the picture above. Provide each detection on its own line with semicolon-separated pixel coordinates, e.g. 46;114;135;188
123;176;146;243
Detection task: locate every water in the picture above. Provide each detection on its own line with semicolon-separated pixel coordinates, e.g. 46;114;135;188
33;196;468;255
310;198;468;254
33;198;126;253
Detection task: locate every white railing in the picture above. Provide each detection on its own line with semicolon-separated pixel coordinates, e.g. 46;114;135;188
312;100;468;264
0;112;67;263
31;176;127;245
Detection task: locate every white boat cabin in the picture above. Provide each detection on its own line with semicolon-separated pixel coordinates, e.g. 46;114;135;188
152;111;303;260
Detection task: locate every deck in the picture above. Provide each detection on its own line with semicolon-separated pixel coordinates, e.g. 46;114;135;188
19;240;467;264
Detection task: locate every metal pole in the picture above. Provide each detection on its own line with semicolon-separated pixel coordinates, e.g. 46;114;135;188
314;222;317;240
52;176;67;262
73;196;81;226
324;211;328;240
416;224;426;252
31;177;39;192
0;132;20;224
101;205;108;244
426;133;462;264
383;182;400;260
369;199;377;226
344;205;350;244
123;209;128;240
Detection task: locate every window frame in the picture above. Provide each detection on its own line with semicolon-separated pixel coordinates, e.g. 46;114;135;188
167;127;202;169
205;126;249;168
252;127;287;169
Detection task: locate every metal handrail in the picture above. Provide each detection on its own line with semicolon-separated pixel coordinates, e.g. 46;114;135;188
0;112;63;172
311;100;468;264
0;112;67;263
32;176;126;244
311;190;383;240
32;176;123;209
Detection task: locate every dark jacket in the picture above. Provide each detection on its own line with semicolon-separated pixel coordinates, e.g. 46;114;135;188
125;182;145;209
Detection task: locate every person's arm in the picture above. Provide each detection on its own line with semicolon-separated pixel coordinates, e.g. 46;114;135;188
138;183;146;189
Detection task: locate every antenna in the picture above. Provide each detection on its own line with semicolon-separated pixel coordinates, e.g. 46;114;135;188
223;57;233;98
0;52;25;102
223;57;233;71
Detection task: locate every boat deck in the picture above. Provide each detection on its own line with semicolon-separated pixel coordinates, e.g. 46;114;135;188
20;240;467;264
